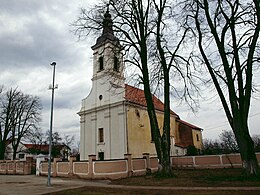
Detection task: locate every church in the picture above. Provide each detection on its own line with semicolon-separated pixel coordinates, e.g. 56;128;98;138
78;9;203;161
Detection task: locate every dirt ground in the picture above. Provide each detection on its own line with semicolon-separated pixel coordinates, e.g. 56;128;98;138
48;168;260;195
48;186;260;195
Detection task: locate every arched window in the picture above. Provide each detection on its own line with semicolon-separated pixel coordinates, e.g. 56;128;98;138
99;56;104;71
113;56;119;72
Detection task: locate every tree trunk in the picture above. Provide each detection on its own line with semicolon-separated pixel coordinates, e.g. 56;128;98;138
237;135;259;176
142;68;173;177
157;70;173;177
157;133;173;177
12;144;18;160
0;142;6;160
233;119;259;177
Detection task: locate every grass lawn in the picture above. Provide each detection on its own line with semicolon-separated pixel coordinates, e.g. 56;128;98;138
112;168;260;187
48;168;260;195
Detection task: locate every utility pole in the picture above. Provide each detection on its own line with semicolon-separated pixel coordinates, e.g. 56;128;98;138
47;62;58;186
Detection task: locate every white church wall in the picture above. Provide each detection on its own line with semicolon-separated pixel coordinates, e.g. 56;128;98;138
80;103;127;160
80;72;125;113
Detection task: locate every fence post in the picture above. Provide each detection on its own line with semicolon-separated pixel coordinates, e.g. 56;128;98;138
25;157;33;174
192;156;196;167
6;161;10;174
220;154;223;167
68;156;76;177
13;160;17;175
0;161;7;174
143;153;151;175
52;158;60;177
124;154;133;177
88;154;96;178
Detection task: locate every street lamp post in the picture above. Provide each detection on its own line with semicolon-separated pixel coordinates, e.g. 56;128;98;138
47;62;58;186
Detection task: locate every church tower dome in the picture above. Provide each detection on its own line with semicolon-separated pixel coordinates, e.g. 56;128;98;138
90;6;124;82
92;6;119;48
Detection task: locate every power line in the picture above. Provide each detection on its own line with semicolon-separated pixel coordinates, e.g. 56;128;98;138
250;112;260;117
205;112;260;131
207;123;229;131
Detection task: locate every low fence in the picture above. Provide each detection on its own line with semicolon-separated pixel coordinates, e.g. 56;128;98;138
39;153;260;180
40;154;158;180
172;153;260;168
2;153;260;178
0;157;34;175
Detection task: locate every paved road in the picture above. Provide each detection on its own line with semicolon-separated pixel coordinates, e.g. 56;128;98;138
0;175;109;195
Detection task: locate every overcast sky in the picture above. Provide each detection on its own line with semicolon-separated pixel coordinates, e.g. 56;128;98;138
0;0;259;144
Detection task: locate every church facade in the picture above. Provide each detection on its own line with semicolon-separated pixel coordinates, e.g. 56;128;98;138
78;9;202;161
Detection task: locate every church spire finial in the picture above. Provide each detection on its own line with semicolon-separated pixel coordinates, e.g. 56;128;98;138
102;4;113;35
106;3;109;13
92;3;120;49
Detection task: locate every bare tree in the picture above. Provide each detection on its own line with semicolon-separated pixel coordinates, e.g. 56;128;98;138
0;88;21;159
25;128;45;146
182;0;260;176
202;139;223;155
219;130;239;153
45;130;62;146
11;95;41;160
23;128;45;155
0;88;42;160
71;140;80;158
63;134;75;148
45;130;75;158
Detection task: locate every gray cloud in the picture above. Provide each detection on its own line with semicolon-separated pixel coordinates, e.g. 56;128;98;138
0;0;90;70
0;0;259;144
0;0;93;142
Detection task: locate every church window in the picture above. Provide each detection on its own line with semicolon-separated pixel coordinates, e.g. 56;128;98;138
196;134;199;141
98;128;104;143
99;95;103;100
113;56;119;72
135;109;140;118
99;56;104;71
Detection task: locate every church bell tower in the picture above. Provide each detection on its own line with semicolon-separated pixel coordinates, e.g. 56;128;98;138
81;7;125;111
79;7;127;160
91;7;124;79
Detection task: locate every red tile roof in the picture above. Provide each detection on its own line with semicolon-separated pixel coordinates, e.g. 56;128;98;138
23;144;69;153
125;84;179;117
178;119;202;130
23;144;49;152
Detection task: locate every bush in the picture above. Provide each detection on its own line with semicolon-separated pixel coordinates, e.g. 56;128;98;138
186;145;198;156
